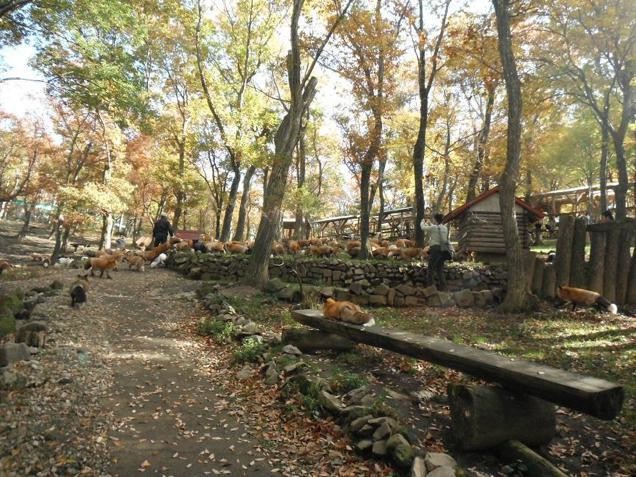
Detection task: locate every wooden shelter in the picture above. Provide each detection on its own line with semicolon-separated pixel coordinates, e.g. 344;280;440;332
444;187;545;256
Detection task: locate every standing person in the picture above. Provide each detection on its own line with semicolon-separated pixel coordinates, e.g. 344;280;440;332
420;212;451;290
152;212;175;247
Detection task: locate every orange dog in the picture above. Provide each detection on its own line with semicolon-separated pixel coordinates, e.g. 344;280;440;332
322;298;374;326
84;252;122;278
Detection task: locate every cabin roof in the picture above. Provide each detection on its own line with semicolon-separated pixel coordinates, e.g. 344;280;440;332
444;187;545;223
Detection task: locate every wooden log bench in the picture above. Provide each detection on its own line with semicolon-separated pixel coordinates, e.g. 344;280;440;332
291;309;624;420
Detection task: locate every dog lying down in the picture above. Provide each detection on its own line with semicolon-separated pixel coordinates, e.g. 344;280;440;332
150;253;168;269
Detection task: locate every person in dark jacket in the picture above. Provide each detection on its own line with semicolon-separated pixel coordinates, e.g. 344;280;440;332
152;212;175;247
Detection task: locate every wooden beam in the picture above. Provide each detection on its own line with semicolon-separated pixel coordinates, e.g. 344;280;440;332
291;310;624;420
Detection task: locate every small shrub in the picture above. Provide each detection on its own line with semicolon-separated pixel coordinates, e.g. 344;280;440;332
232;337;267;364
0;311;16;337
198;318;235;343
329;368;368;394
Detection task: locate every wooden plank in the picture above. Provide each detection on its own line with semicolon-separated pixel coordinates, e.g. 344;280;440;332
291;310;624;420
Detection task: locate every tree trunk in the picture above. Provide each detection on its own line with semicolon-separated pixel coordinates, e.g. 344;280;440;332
541;263;556;298
448;384;556;451
497;440;568;477
220;163;242;242
359;162;372;259
247;74;318;286
467;87;495;202
294;130;307;240
412;81;427;247
531;256;544;295
493;0;526;311
599;112;609;213
233;164;256;242
51;207;64;261
17;200;35;241
610;132;629;221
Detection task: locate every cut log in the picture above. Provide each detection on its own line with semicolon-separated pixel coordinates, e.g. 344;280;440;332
541;263;556;298
448;384;555;451
603;226;620;302
291;310;624;419
569;217;588;287
587;231;605;294
615;227;634;305
555;214;575;287
531;257;544;295
497;440;568;477
282;328;355;353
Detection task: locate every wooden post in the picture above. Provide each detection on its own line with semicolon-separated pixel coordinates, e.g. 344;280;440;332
569;217;587;287
587;231;606;294
627;246;636;305
603;226;620;302
531;257;544;295
448;384;555;451
555;214;575;287
615;227;634;305
523;251;536;292
541;263;556;298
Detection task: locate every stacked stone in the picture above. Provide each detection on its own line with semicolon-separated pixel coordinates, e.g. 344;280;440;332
170;251;506;309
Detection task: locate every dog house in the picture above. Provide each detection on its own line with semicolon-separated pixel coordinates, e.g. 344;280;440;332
444;187;544;257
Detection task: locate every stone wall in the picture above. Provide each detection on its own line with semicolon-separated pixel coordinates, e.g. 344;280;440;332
168;251;507;308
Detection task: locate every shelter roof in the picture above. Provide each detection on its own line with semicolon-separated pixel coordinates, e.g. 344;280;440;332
443;187;545;223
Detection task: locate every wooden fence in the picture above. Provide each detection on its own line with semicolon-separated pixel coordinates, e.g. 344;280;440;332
527;215;636;305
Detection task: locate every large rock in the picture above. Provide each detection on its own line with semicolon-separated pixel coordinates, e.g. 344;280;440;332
387;433;414;468
0;342;31;367
264;278;286;293
425;452;458;471
319;390;344;414
264;363;278;385
15;321;47;348
281;344;303;356
454;289;475;308
372;440;388;457
350;415;374;433
426;467;456;477
438;292;456;307
410;456;427;477
372;421;392;440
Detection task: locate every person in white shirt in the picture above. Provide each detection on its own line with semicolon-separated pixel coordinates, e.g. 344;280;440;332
420;212;450;290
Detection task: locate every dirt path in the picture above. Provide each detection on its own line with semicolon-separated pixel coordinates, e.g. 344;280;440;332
1;267;275;476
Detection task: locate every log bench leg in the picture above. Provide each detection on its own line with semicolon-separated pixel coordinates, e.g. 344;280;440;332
448;384;556;451
282;328;356;353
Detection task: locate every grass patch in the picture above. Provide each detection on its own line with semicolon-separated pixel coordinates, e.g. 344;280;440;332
328;368;368;394
197;318;235;343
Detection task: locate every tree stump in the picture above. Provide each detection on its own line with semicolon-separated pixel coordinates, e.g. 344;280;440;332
555;214;575;287
541;264;556;298
282;328;355;353
603;226;620;302
531;257;544;295
448;384;556;451
587;231;606;294
569;217;588;287
615;227;634;305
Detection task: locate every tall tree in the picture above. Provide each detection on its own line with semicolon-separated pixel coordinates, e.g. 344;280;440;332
194;0;280;241
540;0;635;219
329;0;406;257
493;0;527;311
411;0;451;247
247;0;354;286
